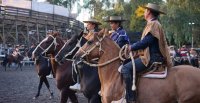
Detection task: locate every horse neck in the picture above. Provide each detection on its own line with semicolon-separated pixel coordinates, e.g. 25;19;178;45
98;38;124;98
52;37;64;56
50;37;64;75
99;42;121;79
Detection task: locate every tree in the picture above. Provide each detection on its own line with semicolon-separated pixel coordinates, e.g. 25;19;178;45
129;0;164;32
46;0;77;9
162;0;200;47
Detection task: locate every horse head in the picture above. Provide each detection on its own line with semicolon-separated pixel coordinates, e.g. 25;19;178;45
32;31;64;59
55;31;87;63
74;28;114;63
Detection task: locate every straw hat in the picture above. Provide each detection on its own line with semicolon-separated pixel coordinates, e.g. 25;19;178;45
142;3;165;14
83;18;102;25
104;16;126;22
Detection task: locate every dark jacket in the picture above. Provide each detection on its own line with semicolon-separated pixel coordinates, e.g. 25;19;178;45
110;27;130;48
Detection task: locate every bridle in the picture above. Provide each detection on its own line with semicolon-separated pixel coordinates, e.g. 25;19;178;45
79;35;105;60
34;35;58;55
55;36;86;63
64;36;84;60
78;35;127;67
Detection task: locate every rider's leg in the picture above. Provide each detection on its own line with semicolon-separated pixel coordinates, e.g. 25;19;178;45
121;58;147;102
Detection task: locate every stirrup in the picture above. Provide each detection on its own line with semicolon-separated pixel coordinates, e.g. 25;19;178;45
46;74;53;79
69;83;81;91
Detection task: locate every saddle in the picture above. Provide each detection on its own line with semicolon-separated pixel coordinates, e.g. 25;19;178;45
142;62;168;79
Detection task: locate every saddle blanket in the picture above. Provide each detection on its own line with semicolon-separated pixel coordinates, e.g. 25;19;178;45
118;65;168;79
143;67;167;79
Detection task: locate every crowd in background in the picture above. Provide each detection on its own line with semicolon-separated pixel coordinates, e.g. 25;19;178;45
169;45;199;67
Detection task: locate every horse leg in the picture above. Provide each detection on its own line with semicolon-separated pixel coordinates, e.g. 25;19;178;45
19;63;22;71
60;87;78;103
33;76;43;99
43;76;53;99
4;63;7;71
89;94;101;103
67;88;78;103
8;63;11;68
60;86;69;103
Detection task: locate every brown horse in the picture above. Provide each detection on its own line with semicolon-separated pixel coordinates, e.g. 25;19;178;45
74;31;200;103
2;54;24;71
32;32;78;103
33;55;54;99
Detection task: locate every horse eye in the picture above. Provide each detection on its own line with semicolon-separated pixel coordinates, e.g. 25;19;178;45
87;40;93;45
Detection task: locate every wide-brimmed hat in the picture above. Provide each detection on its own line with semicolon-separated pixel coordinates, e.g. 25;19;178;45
104;16;126;22
83;18;102;25
142;3;165;14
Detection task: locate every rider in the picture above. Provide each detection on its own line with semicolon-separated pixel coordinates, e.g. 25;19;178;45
121;3;172;103
69;18;102;90
82;18;102;40
104;15;130;48
12;45;21;57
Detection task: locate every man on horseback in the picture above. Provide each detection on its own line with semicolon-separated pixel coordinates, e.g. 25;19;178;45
12;45;21;58
121;3;172;103
70;18;102;90
104;16;130;48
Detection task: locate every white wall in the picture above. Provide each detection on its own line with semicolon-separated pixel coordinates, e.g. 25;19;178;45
1;0;70;17
32;1;53;14
2;0;31;9
54;5;69;17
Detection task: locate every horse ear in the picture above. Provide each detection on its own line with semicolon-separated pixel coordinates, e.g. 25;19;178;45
98;28;106;37
53;31;61;37
104;28;109;36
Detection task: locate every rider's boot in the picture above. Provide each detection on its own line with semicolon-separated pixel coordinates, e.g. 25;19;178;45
123;73;136;103
69;82;81;91
69;75;81;91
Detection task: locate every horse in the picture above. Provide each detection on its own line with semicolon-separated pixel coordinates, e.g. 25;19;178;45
55;32;101;103
33;55;54;99
32;31;78;103
74;31;200;103
2;53;24;71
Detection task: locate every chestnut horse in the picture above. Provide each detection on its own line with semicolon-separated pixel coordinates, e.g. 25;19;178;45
2;54;23;71
32;32;78;103
33;55;54;99
55;32;101;103
75;31;200;103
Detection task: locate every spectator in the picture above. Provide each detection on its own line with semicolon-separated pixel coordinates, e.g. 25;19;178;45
190;48;199;67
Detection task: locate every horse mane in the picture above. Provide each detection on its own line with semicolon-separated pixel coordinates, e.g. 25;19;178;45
97;28;109;38
67;31;84;45
48;31;65;45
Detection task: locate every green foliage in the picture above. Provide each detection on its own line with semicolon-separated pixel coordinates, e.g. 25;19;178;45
48;0;199;47
46;0;77;9
162;0;200;47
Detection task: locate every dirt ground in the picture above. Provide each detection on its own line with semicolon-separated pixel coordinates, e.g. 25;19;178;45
0;65;87;103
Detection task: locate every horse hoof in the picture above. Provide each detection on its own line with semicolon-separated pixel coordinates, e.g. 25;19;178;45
32;96;37;100
49;96;53;99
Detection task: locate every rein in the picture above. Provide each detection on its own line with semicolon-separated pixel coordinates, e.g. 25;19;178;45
42;35;58;54
34;35;58;55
